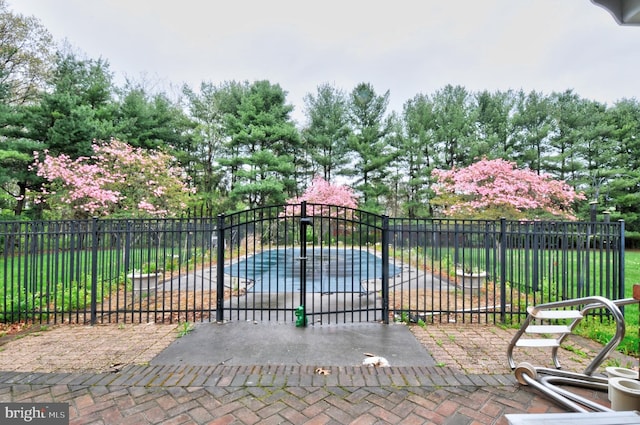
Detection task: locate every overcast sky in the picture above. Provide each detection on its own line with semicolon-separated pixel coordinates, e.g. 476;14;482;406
8;0;640;125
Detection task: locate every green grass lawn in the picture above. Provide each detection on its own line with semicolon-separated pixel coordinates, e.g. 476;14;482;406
574;250;639;357
393;244;639;358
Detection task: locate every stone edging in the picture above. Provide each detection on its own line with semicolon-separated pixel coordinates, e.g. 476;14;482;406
0;365;518;388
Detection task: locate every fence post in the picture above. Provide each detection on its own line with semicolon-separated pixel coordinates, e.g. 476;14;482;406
500;218;507;323
124;220;132;275
216;214;225;322
381;215;390;324
453;221;460;266
619;220;626;301
532;222;540;293
298;201;309;327
90;217;99;325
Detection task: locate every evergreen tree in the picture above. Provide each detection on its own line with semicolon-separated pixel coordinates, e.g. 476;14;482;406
511;90;552;173
222;80;301;208
346;82;394;211
26;49;116;158
114;83;194;151
302;83;351;183
398;93;437;217
473;89;515;159
431;85;475;167
547;90;588;181
182;80;247;215
0;73;42;216
604;99;640;229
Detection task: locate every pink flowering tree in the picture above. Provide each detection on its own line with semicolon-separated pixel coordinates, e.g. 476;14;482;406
32;138;195;218
282;176;358;218
282;177;359;243
430;158;585;220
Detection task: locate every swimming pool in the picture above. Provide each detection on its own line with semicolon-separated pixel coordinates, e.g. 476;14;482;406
224;247;399;293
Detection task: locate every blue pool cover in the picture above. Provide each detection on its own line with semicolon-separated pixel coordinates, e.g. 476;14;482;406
224;247;399;293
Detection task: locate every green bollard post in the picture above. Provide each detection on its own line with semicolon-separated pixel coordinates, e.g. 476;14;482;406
295;305;307;327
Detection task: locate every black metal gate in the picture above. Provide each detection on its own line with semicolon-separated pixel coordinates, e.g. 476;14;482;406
215;202;389;324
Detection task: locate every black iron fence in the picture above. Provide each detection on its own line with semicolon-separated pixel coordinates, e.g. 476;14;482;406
0;204;625;325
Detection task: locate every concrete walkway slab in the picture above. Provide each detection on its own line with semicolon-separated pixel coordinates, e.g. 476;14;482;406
151;321;435;367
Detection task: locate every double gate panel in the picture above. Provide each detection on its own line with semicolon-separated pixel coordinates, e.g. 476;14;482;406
217;203;387;324
0;207;625;326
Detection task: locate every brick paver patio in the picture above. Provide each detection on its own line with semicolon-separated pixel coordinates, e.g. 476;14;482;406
0;323;635;424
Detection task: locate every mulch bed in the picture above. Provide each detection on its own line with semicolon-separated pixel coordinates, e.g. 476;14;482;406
389;285;512;324
92;288;236;324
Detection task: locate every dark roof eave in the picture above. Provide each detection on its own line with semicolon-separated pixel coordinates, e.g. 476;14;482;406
592;0;640;26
